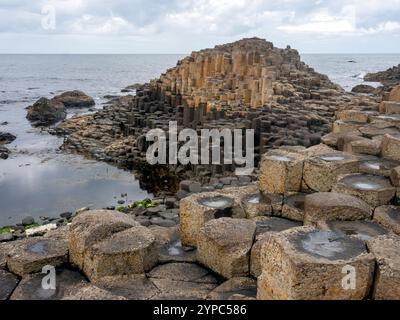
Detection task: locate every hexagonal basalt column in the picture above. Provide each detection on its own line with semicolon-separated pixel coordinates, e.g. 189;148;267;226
6;237;68;277
250;217;302;278
69;210;139;269
304;192;372;225
374;205;400;235
257;227;375;300
68;210;158;282
83;227;158;281
317;220;389;241
240;193;272;218
333;173;396;208
180;193;235;247
367;234;400;299
381;133;400;161
332;120;363;134
259;150;305;194
197;218;256;278
281;193;306;222
302;152;359;192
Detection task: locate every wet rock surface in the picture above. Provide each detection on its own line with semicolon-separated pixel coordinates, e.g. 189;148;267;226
26;97;67;126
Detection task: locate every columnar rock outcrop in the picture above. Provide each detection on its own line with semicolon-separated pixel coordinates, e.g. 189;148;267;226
54;38;379;191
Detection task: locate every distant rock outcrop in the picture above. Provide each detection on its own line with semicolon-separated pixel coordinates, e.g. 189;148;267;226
54;38;379;190
351;84;376;94
53;90;95;108
365;64;400;86
26;91;95;127
26;97;67;126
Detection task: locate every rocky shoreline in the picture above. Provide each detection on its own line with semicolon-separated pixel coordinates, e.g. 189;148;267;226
1;38;400;300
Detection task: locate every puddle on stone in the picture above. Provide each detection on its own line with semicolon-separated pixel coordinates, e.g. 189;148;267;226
294;231;366;260
28;240;49;254
167;239;184;256
342;174;392;191
269;155;292;162
245;194;260;204
255;217;302;236
352;182;380;190
387;207;400;223
198;196;233;209
320;154;345;161
326;220;388;241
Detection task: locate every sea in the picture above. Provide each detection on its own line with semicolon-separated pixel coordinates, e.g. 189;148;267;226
0;53;399;225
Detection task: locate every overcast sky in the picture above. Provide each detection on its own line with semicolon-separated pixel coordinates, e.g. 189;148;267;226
1;0;400;54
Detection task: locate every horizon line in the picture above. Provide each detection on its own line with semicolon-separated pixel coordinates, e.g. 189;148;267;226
1;52;400;55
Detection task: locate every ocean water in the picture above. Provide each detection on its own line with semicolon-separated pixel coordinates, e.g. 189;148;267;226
0;54;183;225
0;53;399;225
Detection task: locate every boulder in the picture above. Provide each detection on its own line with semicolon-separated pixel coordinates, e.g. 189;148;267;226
374;205;400;235
0;132;16;145
257;227;375;300
6;237;68;276
259;150;304;194
367;234;400;299
351;84;376;94
302;152;359;192
304;192;372;225
197;218;256;278
333;173;396;208
0;146;9;159
26;97;66;126
53;90;95;108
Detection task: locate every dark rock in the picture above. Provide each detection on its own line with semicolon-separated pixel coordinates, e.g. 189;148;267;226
53;90;95;108
26;97;66;126
0;146;9;159
59;212;72;219
0;132;16;145
21;216;35;226
351;84;376;94
0;269;19;300
176;190;189;200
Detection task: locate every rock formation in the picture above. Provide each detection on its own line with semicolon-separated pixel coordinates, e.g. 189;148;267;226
26;91;95;127
2;40;400;301
365;64;400;86
54;38;379;192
